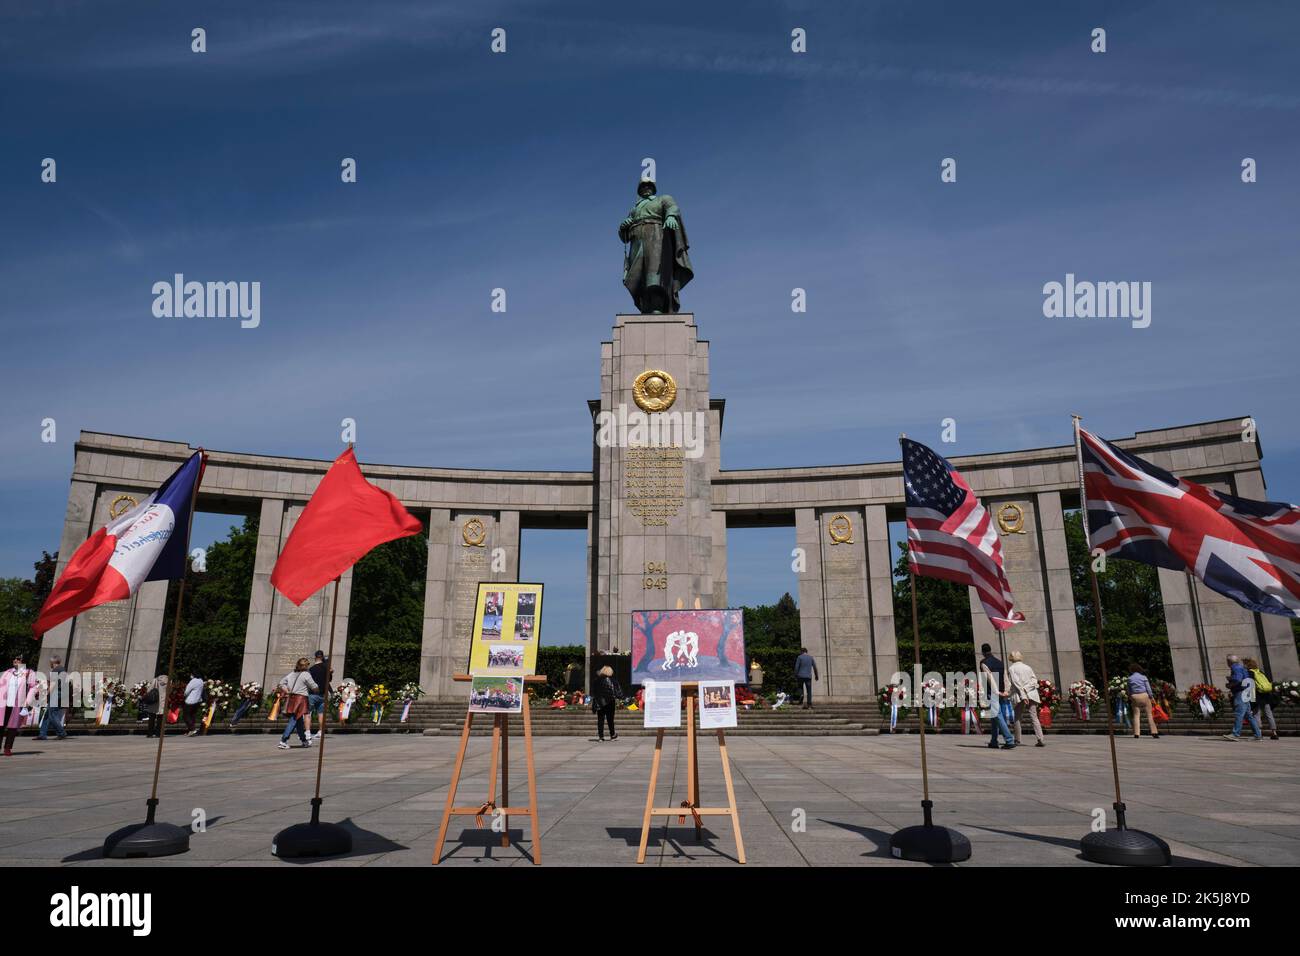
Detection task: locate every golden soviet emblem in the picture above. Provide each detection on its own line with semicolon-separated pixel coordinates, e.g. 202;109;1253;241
632;369;677;413
997;503;1026;535
461;518;486;547
828;513;854;545
108;494;139;519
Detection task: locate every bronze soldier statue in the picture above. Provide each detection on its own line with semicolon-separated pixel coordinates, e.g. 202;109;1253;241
619;178;693;314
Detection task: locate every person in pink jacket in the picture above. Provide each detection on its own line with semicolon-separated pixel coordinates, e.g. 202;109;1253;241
0;654;40;756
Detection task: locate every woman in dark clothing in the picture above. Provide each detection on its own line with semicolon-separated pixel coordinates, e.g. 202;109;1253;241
592;666;622;741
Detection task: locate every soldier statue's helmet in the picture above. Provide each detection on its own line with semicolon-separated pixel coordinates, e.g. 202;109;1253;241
637;178;657;194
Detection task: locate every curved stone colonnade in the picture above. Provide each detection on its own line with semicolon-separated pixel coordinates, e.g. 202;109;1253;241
35;314;1299;700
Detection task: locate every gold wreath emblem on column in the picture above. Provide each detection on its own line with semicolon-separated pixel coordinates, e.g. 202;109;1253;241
461;518;486;547
632;369;677;413
996;503;1026;535
828;513;854;545
108;494;139;520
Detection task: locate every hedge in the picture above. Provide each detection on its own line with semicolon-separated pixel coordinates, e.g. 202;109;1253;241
1079;636;1174;686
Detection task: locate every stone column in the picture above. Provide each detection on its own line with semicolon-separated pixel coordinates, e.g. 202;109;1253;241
261;504;354;687
240;498;285;685
37;479;98;673
1234;469;1300;680
65;486;166;681
864;505;899;690
1154;474;1294;684
711;510;728;608
122;580;169;686
817;508;872;699
968;495;1061;684
1037;491;1084;687
794;507;827;688
1157;568;1211;690
421;510;520;700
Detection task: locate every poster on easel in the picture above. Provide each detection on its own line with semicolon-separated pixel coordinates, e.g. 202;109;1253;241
642;679;682;728
699;680;738;729
467;582;544;676
630;608;746;685
468;675;524;714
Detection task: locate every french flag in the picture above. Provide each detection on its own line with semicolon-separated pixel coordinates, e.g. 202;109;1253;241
33;451;206;638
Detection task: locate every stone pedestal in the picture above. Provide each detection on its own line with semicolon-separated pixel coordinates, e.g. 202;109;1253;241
594;313;721;653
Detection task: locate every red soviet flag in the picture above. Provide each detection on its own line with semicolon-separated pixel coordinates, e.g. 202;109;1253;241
270;447;422;605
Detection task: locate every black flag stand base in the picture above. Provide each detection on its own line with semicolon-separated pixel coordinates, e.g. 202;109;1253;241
889;799;972;863
103;798;191;859
1079;801;1171;866
271;797;352;859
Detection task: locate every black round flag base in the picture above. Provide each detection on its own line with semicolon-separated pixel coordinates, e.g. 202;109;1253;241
1080;828;1171;867
103;821;191;859
272;821;352;859
890;824;972;863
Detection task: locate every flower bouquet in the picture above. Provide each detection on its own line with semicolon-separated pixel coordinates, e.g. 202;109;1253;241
549;689;568;709
333;681;361;722
1036;678;1060;727
396;682;423;722
956;676;983;734
202;679;234;731
920;678;946;727
878;684;908;731
1068;679;1100;720
1187;682;1222;719
1105;676;1131;727
1276;680;1299;706
366;683;391;723
96;678;128;725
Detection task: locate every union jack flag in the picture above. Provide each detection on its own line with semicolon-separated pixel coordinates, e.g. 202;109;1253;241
1080;427;1300;618
901;438;1024;630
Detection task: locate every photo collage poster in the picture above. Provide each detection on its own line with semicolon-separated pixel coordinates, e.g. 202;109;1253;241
466;582;543;713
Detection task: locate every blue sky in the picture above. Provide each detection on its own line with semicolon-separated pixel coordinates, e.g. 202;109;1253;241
2;1;1298;646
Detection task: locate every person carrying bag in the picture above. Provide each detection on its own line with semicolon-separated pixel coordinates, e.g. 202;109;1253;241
276;658;319;750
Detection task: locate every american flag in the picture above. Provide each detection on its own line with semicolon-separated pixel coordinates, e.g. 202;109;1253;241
901;438;1024;630
1080;427;1300;618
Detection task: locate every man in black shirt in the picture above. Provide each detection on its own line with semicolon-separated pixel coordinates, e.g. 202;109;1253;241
306;650;332;740
980;643;1016;749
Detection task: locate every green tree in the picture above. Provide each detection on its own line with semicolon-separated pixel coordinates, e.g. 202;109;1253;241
0;551;57;664
742;592;802;694
344;532;428;688
891;541;977;676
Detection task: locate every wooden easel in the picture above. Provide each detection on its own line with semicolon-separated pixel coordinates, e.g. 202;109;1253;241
636;682;745;864
432;674;544;865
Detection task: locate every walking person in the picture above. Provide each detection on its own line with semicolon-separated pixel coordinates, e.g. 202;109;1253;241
276;658;318;750
305;650;331;740
0;655;39;756
1007;651;1045;747
1126;663;1160;739
1222;654;1263;741
980;643;1016;749
37;655;70;741
592;665;621;741
182;671;205;736
1244;657;1279;740
794;647;819;710
142;673;168;738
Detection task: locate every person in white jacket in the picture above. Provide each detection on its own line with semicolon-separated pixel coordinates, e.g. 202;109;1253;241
1007;651;1045;747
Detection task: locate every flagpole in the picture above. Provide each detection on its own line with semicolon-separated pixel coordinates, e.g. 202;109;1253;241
271;443;356;859
105;449;206;858
910;568;931;810
889;433;970;863
1073;416;1170;866
310;577;341;821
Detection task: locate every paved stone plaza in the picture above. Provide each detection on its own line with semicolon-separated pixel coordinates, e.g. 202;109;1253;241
1;733;1296;867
